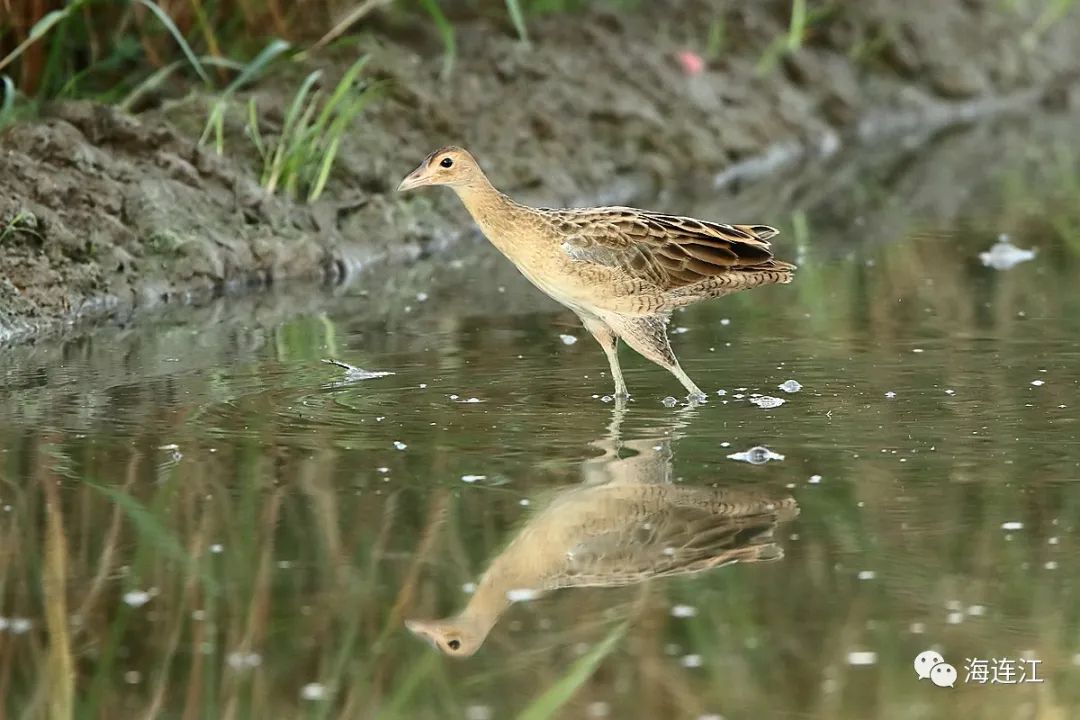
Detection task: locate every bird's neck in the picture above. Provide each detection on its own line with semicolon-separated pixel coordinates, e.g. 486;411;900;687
453;176;532;253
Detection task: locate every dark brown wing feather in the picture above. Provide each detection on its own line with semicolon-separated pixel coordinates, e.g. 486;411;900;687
550;207;793;289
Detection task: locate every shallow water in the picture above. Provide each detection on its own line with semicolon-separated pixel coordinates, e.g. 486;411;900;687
2;120;1080;719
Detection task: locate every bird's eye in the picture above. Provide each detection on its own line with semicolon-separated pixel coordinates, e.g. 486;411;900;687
447;639;461;650
440;157;454;168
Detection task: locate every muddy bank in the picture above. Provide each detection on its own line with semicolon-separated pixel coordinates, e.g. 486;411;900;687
1;0;1078;343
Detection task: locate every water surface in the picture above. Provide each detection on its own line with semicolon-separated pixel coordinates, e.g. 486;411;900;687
2;118;1080;719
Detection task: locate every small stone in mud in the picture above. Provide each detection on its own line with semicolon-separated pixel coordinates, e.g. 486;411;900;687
778;380;802;393
727;446;785;464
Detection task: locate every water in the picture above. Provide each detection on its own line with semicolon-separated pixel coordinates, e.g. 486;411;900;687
2;119;1080;718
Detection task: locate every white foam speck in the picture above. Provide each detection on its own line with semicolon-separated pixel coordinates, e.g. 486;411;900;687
857;570;876;580
559;334;578;345
301;683;327;701
1001;521;1024;531
885;391;896;398
226;651;262;669
1031;380;1045;386
680;654;703;668
393;441;407;450
123;589;154;608
462;582;477;594
461;474;486;483
947;611;964;624
671;604;698;618
809;475;822;484
506;588;541;602
847;651;877;665
210;544;223;554
750;396;785;409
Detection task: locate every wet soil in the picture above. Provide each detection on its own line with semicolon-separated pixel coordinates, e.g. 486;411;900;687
1;0;1078;342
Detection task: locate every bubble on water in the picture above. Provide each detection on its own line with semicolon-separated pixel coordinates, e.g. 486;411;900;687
1001;521;1024;531
910;622;926;634
601;395;613;403
885;391;897;398
416;292;429;302
662;396;678;407
727;446;785;464
464;397;482;403
944;389;955;396
1030;379;1045;386
716;389;727;396
301;683;327;701
519;498;530;506
506;588;541;602
8;618;31;634
980;239;1036;270
210;544;223;554
967;605;986;616
461;475;486;483
809;475;822;484
226;651;262;670
1045;560;1059;570
672;326;689;334
697;715;726;720
393;441;407;450
587;701;611;718
720;318;731;326
124;670;141;684
847;651;877;665
680;654;703;668
462;582;477;594
559;334;578;345
750;396;785;409
912;348;924;353
123;589;155;608
1048;536;1059;545
857;570;876;580
778;380;802;393
465;706;493;720
946;611;964;625
671;604;698;618
376;467;389;474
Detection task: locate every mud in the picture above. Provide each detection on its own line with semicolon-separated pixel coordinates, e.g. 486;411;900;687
1;0;1078;342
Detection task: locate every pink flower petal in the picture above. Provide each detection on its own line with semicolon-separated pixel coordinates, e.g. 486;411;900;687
676;50;705;76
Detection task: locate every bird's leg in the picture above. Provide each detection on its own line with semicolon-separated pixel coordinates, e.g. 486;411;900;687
605;314;707;403
579;314;629;399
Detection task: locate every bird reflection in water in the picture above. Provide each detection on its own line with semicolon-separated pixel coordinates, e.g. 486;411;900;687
406;408;798;657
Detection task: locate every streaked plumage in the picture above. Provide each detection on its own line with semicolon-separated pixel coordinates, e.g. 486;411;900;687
398;147;795;400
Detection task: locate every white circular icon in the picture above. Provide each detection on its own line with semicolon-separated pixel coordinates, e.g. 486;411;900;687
930;662;957;688
914;650;945;680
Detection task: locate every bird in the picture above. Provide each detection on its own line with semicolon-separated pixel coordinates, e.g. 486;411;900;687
404;416;799;658
397;147;796;401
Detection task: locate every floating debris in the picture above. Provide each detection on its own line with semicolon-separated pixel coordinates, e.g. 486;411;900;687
750;396;785;409
778;380;802;393
559;334;578;345
226;651;262;670
680;654;704;668
979;237;1036;270
461;474;486;483
727;446;785;464
847;651;878;666
123;589;155;608
670;605;698;618
321;359;394;381
300;683;327;701
506;588;541;602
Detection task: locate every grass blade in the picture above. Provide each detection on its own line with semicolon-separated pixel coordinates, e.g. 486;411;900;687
418;0;456;78
134;0;211;86
505;0;531;45
0;8;73;75
223;38;291;95
516;623;626;720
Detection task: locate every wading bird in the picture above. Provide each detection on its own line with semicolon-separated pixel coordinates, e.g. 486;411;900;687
398;147;795;401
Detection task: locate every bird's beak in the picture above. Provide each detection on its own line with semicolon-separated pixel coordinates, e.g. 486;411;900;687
397;164;430;192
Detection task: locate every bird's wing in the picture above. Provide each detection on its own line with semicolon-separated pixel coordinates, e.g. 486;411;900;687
549;207;789;289
554;503;787;588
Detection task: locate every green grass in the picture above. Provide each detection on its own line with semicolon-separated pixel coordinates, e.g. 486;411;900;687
246;55;376;202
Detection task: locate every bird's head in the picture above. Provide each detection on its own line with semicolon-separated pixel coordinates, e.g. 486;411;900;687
405;616;485;658
397;146;483;192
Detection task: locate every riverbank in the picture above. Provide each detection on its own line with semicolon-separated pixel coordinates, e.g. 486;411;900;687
1;0;1077;343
